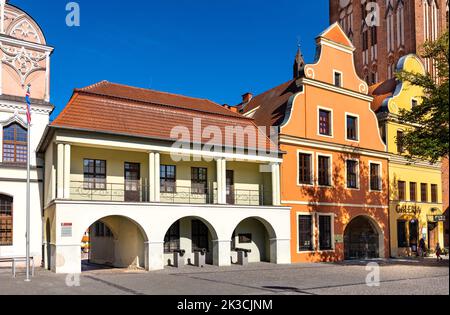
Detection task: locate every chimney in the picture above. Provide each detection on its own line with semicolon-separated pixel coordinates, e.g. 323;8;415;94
242;92;253;103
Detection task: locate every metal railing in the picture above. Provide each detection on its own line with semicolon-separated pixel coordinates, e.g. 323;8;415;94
160;185;216;205
70;181;150;203
69;181;273;206
228;187;271;206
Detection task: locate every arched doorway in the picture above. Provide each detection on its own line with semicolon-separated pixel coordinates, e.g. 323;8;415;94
231;217;276;264
163;216;218;267
82;216;148;271
344;216;382;260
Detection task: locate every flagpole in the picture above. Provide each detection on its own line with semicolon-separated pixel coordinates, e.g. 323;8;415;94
25;85;31;282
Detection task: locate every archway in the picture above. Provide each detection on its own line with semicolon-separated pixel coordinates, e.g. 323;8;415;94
162;216;218;267
231;217;276;264
81;216;148;271
344;216;382;260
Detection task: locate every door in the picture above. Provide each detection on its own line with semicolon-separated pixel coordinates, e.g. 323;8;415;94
124;163;141;202
428;222;439;251
409;220;419;253
226;170;235;205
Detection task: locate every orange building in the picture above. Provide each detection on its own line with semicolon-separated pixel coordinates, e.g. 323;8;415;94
240;23;390;263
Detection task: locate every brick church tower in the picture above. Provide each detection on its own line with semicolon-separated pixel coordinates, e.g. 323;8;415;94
329;0;448;85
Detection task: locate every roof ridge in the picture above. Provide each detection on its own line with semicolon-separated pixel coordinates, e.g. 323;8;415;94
83;80;221;106
76;89;254;121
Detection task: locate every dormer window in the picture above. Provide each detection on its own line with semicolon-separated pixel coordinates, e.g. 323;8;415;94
334;71;343;87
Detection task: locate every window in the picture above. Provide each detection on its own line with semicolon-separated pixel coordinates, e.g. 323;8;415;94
319;215;332;251
318;109;332;136
83;159;107;189
318;156;331;187
191;168;208;194
238;234;252;244
94;222;112;238
192;220;209;252
0;195;13;246
164;221;180;253
298;215;313;252
411;99;418;108
370;26;377;46
370;163;381;191
362;30;369;51
431;184;438;203
421;183;428;203
397;220;408;248
334;72;342;87
161;165;176;193
397;130;405;153
346;115;359;141
298;153;313;185
2;123;27;164
410;182;417;202
346;160;359;189
398;181;406;201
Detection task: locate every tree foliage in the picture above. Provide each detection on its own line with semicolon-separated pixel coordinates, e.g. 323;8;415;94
396;31;449;163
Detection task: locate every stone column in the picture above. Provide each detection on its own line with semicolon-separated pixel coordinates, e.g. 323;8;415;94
154;153;160;202
269;238;291;264
53;244;82;274
146;241;164;271
213;240;231;267
216;158;227;204
149;152;155;202
63;144;71;199
271;163;281;206
56;143;64;199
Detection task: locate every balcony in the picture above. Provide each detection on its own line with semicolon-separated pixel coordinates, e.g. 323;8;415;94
69;181;271;206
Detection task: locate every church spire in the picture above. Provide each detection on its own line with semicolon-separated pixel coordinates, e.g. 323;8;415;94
293;44;305;79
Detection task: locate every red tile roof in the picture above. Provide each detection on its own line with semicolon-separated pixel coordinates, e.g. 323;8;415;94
52;81;275;151
239;80;299;128
369;78;397;113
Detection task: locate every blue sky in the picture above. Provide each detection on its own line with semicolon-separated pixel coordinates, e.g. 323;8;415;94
13;0;329;120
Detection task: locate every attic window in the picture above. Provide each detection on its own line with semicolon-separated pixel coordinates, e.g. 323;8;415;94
334;72;342;87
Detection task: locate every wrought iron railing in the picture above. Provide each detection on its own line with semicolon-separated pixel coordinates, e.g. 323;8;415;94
69;182;272;206
70;181;151;203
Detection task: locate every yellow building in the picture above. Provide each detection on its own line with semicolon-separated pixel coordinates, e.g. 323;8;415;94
370;55;445;257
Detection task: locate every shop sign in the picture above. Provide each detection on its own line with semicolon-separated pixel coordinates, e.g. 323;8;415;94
434;216;446;222
395;204;421;215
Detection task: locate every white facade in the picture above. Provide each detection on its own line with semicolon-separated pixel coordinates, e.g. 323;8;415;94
41;131;291;274
0;1;53;262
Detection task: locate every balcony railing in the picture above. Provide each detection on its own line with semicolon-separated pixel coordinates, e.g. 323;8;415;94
69;181;272;206
70;181;151;203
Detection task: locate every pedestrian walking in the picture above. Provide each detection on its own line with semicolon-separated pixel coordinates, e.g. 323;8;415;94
436;243;443;261
419;238;426;257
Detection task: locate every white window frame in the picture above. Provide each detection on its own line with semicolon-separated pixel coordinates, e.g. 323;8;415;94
345;112;360;143
333;70;343;87
345;158;360;190
296;212;316;254
316;153;333;188
369;160;383;192
317;213;336;252
297;150;315;187
317;106;334;139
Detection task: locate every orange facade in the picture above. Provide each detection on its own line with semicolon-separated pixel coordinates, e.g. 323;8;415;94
279;24;390;263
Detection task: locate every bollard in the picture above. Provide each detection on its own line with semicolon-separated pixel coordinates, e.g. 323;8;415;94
194;249;207;267
173;249;186;268
236;248;251;266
